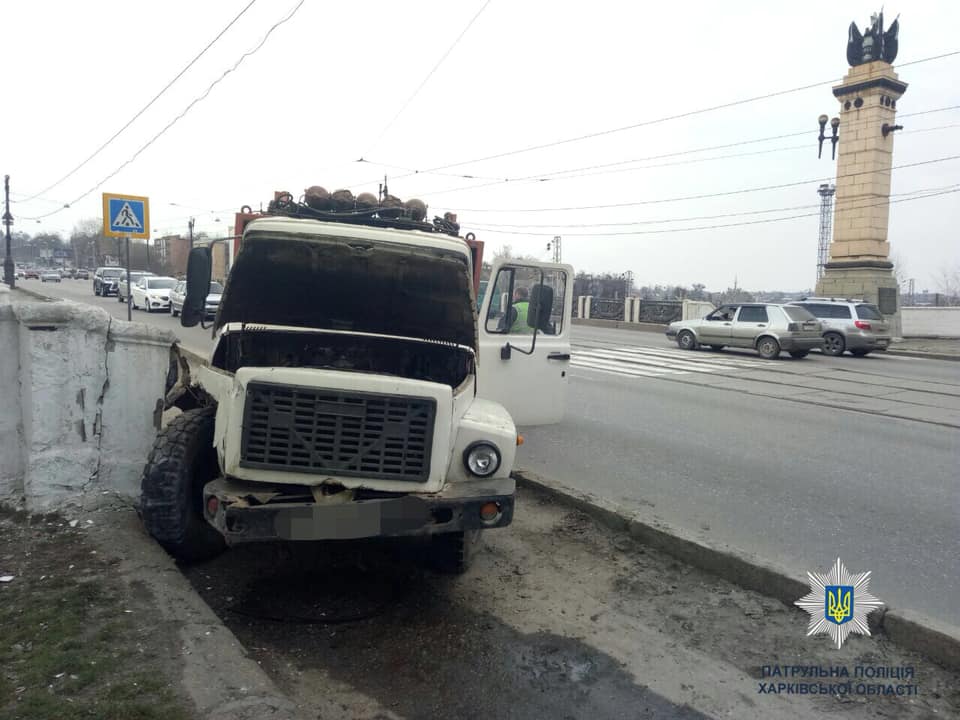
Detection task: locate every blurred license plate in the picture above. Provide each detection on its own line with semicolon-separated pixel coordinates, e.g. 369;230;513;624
877;339;889;347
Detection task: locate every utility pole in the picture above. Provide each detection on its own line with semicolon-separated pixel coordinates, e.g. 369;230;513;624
188;217;195;248
3;175;15;288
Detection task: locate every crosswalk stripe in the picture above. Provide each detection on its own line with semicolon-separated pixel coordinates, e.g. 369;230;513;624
575;350;720;374
577;343;770;367
577;347;761;372
569;358;687;377
569;343;771;380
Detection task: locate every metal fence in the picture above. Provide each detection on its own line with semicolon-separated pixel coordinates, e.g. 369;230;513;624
590;298;626;321
636;300;682;324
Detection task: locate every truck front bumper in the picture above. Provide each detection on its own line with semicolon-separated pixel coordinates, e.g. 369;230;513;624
203;476;515;544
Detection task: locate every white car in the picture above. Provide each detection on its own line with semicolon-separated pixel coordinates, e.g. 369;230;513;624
131;276;177;313
40;271;62;283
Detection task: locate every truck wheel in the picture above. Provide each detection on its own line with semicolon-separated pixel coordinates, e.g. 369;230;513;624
140;406;225;563
430;529;481;574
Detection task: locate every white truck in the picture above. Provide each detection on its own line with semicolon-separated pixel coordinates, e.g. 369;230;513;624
140;192;572;572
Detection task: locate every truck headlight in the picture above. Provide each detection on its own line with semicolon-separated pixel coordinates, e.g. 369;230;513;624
463;442;501;477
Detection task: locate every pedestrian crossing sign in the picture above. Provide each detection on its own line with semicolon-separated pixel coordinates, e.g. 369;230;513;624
102;192;150;238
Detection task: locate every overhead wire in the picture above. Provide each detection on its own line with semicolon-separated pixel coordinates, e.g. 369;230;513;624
20;0;259;202
465;182;960;229
464;185;960;237
353;51;960;185
360;106;960;197
362;0;493;156
435;154;960;213
21;0;306;221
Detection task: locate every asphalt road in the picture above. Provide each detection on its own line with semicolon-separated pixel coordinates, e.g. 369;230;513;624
180;487;959;720
523;325;960;626
27;280;960;626
22;276;216;354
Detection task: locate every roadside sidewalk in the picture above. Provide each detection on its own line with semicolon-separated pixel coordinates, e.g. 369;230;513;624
888;337;960;361
0;504;302;720
571;318;960;360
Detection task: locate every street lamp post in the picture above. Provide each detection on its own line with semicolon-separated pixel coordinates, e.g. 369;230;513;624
3;175;15;289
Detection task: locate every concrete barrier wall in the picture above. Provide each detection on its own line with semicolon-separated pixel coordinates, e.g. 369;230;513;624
901;306;960;338
0;286;175;511
682;299;714;320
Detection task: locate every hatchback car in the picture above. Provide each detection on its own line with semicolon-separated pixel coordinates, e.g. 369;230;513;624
787;298;891;357
40;271;61;283
666;303;823;359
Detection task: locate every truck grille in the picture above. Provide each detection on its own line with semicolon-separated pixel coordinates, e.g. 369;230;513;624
240;382;435;482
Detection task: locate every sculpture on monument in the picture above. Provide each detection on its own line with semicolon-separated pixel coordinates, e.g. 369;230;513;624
847;11;899;66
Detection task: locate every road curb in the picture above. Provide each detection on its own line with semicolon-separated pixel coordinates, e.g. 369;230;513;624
513;468;960;671
885;349;960;361
572;318;665;333
88;508;305;720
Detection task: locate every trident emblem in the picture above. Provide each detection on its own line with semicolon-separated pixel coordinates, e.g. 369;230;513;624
825;585;854;624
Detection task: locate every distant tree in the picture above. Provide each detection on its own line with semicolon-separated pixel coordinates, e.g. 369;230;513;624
70;218;105;268
689;283;706;300
934;265;960;304
718;287;755;303
891;251;909;290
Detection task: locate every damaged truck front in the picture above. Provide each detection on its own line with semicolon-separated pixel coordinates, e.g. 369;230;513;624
141;209;572;572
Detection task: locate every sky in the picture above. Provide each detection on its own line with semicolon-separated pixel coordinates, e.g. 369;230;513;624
3;0;959;293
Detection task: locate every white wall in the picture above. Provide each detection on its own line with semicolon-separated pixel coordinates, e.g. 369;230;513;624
682;299;715;321
0;287;175;511
900;307;960;338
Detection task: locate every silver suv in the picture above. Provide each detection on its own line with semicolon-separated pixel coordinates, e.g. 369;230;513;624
788;298;891;357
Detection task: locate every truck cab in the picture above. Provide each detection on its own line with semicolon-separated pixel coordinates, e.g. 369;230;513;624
140;194;572;572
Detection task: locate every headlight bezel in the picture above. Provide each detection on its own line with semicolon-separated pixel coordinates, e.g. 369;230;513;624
462;441;501;478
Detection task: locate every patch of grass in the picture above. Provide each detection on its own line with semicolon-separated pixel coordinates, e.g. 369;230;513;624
0;513;193;720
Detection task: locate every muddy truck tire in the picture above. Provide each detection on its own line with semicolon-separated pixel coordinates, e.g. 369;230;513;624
140;406;226;563
430;529;481;574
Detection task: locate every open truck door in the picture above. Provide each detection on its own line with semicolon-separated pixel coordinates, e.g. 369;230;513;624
477;260;573;426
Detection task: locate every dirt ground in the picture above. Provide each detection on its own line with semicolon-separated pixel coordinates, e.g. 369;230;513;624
181;486;960;720
0;507;194;720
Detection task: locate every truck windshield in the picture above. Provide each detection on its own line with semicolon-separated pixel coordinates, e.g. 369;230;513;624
219;233;476;349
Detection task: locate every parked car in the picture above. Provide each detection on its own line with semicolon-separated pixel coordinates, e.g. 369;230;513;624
665;303;823;359
787;298;891;357
169;280;223;318
131;276;177;312
93;267;124;296
117;271;154;303
40;271;61;283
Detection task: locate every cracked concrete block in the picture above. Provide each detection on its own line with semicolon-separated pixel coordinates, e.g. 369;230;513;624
99;320;176;501
12;300;111;510
0;287;25;502
3;294;176;511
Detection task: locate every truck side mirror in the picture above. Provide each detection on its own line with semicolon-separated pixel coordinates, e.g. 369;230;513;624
527;284;554;334
181;247;212;328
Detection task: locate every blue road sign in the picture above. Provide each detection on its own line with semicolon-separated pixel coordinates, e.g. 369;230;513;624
102;193;150;238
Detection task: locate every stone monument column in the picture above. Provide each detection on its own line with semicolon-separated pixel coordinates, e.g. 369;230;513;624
816;13;905;337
